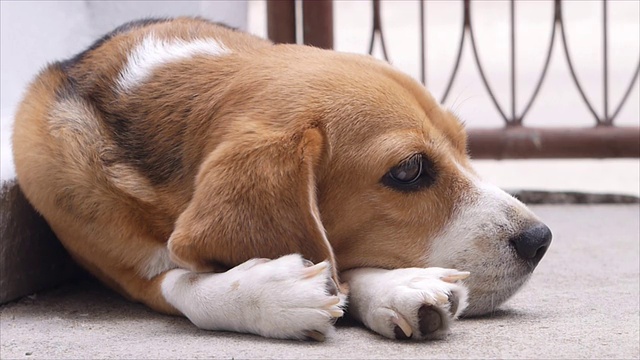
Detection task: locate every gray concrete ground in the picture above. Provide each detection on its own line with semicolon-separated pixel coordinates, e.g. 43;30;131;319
1;204;639;360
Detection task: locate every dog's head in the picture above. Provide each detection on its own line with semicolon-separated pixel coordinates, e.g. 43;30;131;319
304;50;551;316
170;44;551;316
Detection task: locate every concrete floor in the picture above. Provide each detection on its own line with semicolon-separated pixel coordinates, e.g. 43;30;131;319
1;204;639;359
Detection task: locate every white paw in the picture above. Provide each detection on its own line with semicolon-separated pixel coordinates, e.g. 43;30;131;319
166;254;346;341
232;254;347;341
344;267;468;340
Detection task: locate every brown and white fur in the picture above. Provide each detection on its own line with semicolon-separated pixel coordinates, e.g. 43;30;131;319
12;17;551;341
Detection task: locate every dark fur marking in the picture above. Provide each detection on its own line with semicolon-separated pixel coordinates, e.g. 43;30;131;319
97;108;186;186
50;62;80;102
205;20;239;31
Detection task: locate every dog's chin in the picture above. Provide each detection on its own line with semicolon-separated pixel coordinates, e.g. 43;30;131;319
459;271;532;317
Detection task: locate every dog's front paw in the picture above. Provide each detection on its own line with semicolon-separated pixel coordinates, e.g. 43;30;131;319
344;267;468;340
163;254;346;340
238;255;346;341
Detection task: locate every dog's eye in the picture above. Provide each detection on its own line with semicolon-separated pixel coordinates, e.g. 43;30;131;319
382;154;436;192
390;154;422;182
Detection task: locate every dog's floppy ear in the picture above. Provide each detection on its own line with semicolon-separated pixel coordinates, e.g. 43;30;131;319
168;122;339;280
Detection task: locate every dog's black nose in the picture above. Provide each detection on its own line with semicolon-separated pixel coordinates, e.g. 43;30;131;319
509;223;552;265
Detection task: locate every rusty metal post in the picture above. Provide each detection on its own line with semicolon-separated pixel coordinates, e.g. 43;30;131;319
267;0;297;44
302;0;334;49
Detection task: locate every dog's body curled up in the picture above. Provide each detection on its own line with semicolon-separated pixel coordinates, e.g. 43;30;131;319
12;17;551;341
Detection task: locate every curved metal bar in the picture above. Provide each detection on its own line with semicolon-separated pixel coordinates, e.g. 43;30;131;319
440;1;468;103
610;62;640;122
420;0;426;85
510;0;517;121
557;0;602;124
368;0;389;61
367;0;378;55
518;0;559;124
466;0;510;123
603;0;609;123
439;28;466;103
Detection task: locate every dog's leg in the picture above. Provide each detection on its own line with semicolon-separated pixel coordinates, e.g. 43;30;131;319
159;254;345;340
46;216;344;340
342;267;469;340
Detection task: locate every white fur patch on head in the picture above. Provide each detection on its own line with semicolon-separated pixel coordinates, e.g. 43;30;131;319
117;35;230;92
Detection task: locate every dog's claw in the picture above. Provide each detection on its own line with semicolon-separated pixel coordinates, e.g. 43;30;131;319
442;271;470;283
434;292;449;303
304;330;326;342
302;259;314;267
324;297;341;308
302;261;328;279
391;313;412;339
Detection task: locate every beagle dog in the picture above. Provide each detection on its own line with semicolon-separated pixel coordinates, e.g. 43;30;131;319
12;17;552;341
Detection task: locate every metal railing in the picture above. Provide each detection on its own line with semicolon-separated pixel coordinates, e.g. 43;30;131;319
266;0;640;159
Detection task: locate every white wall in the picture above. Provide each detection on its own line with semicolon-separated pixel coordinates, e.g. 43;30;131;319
1;1;248;180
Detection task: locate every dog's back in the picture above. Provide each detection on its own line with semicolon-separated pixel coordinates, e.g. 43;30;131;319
12;17;272;308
